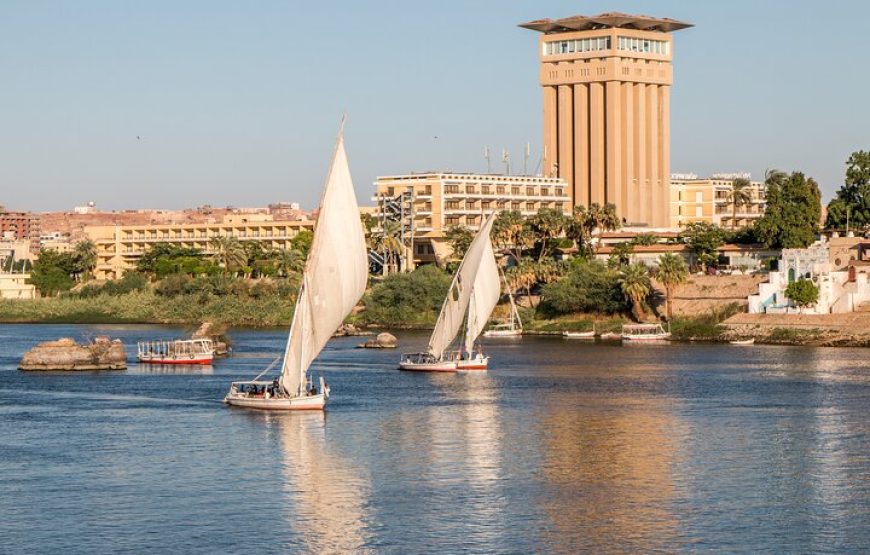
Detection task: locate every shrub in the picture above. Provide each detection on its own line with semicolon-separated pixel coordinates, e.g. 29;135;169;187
361;265;452;326
539;259;627;315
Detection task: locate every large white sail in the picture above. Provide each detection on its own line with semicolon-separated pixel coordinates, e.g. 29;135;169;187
280;132;368;396
428;212;497;358
464;237;500;353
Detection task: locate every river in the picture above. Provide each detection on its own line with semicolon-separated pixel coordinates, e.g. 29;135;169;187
1;324;869;553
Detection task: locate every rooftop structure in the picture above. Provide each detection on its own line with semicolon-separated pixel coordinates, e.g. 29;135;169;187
521;12;692;228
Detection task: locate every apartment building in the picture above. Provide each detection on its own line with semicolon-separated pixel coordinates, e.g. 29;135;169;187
0;207;41;252
670;174;767;229
374;172;570;265
84;213;314;280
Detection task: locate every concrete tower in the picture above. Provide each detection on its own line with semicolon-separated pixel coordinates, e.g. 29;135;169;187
520;13;692;227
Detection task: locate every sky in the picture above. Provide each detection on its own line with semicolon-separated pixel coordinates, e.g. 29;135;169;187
2;0;869;212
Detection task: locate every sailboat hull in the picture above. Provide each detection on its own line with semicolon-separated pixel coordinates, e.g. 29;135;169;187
224;392;327;410
398;361;458;372
456;355;489;371
482;329;522;338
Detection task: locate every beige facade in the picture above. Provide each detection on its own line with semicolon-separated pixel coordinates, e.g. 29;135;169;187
0;273;36;300
521;13;692;227
84;214;314;280
374;173;569;264
670;175;767;228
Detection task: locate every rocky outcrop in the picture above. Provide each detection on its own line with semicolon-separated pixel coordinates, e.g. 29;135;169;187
192;321;230;356
358;332;398;349
19;336;127;371
334;323;373;337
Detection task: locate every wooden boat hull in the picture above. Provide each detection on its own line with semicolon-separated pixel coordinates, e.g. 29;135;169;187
224;392;327;410
398;360;458;372
482;330;522;338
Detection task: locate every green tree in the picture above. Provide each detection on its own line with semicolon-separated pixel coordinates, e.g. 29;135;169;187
679;222;725;271
72;239;97;282
445;225;474;261
270;248;305;277
210;237;247;277
528;207;568;261
725;177;754;230
539;259;626;315
136;244;203;276
618;262;652;321
361;265;452;325
754;170;821;248
28;249;75;296
825;150;870;231
290;229;314;259
492;211;533;264
630;232;657;246
656;253;688;321
608;242;634;269
784;278;819;312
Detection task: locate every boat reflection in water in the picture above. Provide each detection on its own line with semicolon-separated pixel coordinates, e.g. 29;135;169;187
129;363;214;375
538;379;686;551
273;412;373;554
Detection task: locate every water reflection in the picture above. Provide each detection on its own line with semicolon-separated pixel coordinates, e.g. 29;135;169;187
128;363;214;375
272;413;373;554
539;392;683;551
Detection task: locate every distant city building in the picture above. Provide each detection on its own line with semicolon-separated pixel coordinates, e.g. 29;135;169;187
521;12;693;227
73;202;97;215
749;237;870;314
84;214;314;280
0;273;36;300
0;208;41;252
670;175;767;229
374;173;570;265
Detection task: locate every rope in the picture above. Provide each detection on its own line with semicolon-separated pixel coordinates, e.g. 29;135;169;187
250;356;282;382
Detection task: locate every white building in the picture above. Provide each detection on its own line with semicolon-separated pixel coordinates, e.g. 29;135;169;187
749;238;870;314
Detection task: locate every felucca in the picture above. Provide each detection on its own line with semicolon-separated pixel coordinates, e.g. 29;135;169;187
483;268;523;338
224;123;368;410
399;213;500;372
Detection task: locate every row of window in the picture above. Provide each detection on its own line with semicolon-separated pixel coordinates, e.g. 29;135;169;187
442;200;567;213
544;36;611;56
443;185;566;196
617;36;668;55
122;229;303;240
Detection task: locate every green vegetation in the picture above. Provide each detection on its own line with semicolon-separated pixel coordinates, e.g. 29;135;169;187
754;170;822;248
618;263;652;321
725;177;753;230
784;278;819;310
656;253;688;321
766;327;822;343
358;265;452;327
668;303;740;341
826;150;870;232
539;260;626;316
679;222;726;271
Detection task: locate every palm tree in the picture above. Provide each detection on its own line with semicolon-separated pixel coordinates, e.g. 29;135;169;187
270;248;305;277
492;210;533;264
72;239;97;282
619;262;652;321
528;208;567;261
725;178;753;230
380;220;404;274
209;236;246;277
656;253;688;321
506;258;538;307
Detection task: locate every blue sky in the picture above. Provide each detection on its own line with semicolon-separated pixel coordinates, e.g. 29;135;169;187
2;0;868;211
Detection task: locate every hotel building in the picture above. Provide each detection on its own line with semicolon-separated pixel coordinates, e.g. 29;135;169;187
84;214;314;280
0;207;41;252
373;173;570;265
670;174;767;229
520;12;692;227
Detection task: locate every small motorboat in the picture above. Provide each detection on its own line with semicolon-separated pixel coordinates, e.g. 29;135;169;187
599;331;622;340
563;330;595;339
729;338;756;345
137;338;214;365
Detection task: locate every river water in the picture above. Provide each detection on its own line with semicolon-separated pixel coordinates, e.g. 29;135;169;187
1;324;869;554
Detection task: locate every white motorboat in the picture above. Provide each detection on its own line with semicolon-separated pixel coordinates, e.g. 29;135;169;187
622;323;671;342
399;213;500;372
730;338;756;345
562;330;595;339
137;338;214;365
224;121;368;410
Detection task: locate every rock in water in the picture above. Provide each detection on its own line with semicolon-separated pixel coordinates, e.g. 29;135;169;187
358;332;398;349
19;336;127;371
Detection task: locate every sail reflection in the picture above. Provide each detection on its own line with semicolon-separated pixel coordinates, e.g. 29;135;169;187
273;413;372;554
538;393;683;551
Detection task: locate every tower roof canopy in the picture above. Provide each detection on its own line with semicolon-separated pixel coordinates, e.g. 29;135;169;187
519;12;693;34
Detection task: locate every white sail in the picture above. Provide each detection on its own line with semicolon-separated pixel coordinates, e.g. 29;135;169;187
465;237;500;353
428;212;497;358
281;132;368;396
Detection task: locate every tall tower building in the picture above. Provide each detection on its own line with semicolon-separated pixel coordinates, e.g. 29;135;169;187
520;13;692;227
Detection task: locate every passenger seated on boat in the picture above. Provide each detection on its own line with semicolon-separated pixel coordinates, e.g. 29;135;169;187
309;386;318;396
